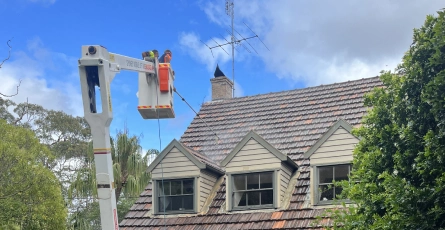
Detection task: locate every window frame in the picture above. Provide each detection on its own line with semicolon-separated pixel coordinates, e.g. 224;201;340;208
314;163;352;205
228;171;277;211
154;177;197;214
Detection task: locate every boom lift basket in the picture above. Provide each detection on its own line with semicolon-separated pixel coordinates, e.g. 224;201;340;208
137;63;175;119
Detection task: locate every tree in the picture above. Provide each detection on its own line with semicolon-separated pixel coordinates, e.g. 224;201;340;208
0;39;21;97
0;119;67;229
0;99;91;194
67;195;139;230
0;100;93;228
329;9;445;229
111;130;153;200
67;129;154;229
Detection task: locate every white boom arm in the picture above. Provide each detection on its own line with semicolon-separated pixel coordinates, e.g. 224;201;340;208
109;52;157;73
78;45;171;230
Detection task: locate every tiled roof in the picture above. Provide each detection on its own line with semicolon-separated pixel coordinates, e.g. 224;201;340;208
179;142;224;174
121;76;383;229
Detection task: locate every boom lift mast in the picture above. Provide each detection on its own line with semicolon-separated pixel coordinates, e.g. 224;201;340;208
78;45;175;230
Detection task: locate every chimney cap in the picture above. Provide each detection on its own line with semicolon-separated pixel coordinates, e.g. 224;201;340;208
214;64;226;78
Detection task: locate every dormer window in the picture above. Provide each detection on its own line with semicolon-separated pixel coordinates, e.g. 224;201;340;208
146;139;224;215
304;120;359;206
158;179;195;213
222;131;298;211
317;164;351;203
232;172;274;209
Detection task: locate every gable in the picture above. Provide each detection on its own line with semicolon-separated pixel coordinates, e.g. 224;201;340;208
147;139;205;179
221;131;298;173
304;120;359;165
226;138;281;172
151;147;200;178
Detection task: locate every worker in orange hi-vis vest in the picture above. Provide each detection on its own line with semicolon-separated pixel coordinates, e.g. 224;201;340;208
158;50;172;63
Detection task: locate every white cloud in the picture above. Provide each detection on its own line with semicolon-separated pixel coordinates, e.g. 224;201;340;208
179;32;232;71
201;1;230;27
194;0;444;86
0;37;82;116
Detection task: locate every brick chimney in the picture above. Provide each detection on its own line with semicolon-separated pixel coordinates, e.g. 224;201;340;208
210;64;233;101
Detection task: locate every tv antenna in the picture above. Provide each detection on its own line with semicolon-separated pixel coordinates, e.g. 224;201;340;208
201;0;269;98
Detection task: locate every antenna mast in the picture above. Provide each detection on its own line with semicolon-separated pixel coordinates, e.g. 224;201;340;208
202;0;269;98
225;0;235;97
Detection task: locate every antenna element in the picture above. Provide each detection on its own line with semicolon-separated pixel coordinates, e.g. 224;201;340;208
202;0;268;98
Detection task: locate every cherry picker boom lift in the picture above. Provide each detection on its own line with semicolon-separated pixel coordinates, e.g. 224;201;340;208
78;45;175;230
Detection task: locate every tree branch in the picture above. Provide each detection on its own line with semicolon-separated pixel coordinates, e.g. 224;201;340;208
0;39;22;97
0;39;12;68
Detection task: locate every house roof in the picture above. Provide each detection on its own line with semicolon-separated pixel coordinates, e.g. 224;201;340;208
120;76;383;229
179;141;224;175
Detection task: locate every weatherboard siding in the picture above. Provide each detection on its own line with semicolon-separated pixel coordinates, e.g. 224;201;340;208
280;163;293;204
225;138;281;173
152;147;200;179
310;127;358;165
199;170;218;210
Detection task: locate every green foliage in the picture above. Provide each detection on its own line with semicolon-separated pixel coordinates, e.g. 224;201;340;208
67;197;137;230
68;128;155;228
0;99;91;161
111;130;153;200
1;99;153;228
0;99;91;200
68;202;101;230
0;223;20;230
69;129;153;201
0;119;67;229
329;10;445;229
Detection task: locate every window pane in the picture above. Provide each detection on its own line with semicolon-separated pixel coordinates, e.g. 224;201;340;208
260;172;273;188
319;185;333;201
171;196;182;210
335;186;343;199
159;181;170;195
183;195;193;210
247;191;260;206
157;179;194;213
159;197;172;212
171;181;182;195
319;166;333;184
183;180;194;194
234;192;246;207
233;172;275;208
247;173;259;190
260;190;273;205
334;165;349;181
233;175;245;191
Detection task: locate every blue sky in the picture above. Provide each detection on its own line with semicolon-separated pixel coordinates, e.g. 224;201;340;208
0;0;443;152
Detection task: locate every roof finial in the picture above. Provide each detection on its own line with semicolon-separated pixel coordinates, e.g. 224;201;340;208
214;64;226;78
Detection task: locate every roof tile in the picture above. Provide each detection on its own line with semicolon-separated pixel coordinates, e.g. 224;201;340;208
272;220;286;229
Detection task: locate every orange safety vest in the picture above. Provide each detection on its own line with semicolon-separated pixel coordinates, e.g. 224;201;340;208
164;53;172;63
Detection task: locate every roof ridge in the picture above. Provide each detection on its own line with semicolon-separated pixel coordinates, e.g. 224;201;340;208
203;76;380;105
179;142;223;172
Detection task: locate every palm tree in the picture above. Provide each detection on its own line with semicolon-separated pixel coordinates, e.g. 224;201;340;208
111;129;154;201
67;128;158;229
